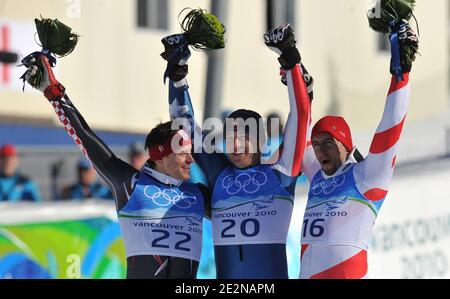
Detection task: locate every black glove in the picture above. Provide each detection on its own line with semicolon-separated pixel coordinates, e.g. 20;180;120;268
264;24;301;70
161;34;191;82
390;20;419;75
168;64;188;82
20;52;65;101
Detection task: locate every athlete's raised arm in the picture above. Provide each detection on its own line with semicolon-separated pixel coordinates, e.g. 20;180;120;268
22;53;137;210
161;35;231;188
354;22;419;201
264;24;313;178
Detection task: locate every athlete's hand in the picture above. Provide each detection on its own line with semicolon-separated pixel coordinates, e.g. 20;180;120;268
161;34;190;82
390;20;419;75
21;52;65;101
264;24;300;70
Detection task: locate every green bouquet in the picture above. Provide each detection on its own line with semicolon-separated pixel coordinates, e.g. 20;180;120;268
161;8;226;82
22;17;79;88
179;8;226;51
367;0;418;78
35;17;79;57
367;0;415;33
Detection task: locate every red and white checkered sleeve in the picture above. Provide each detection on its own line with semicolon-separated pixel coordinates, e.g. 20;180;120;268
50;100;89;161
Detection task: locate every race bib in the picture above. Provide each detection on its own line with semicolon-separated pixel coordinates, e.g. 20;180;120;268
118;175;204;261
303;166;379;248
212;166;294;246
120;216;202;261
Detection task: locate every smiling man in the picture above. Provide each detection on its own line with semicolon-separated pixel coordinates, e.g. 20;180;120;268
164;24;312;278
21;52;210;279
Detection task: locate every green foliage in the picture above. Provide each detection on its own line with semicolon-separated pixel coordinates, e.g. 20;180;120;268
367;0;416;33
367;0;418;73
180;8;226;51
24;17;79;89
35;17;79;57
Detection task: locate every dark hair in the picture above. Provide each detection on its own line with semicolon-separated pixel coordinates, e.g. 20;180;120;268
145;121;178;167
224;109;267;148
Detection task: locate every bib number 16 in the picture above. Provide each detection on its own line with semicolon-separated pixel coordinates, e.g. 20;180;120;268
302;218;325;238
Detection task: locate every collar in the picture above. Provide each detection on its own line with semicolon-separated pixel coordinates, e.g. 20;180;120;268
141;164;182;187
0;172;18;179
321;147;358;179
233;161;261;171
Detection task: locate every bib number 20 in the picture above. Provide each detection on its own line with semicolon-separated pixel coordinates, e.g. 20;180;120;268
221;219;260;238
302;218;325;238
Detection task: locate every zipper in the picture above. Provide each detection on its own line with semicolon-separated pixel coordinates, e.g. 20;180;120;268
239;245;244;261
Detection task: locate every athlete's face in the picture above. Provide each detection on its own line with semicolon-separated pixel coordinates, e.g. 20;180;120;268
225;131;259;169
161;147;194;181
0;155;18;177
312;133;348;175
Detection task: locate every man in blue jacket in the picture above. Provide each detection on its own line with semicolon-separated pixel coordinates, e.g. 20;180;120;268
0;144;41;202
60;157;113;200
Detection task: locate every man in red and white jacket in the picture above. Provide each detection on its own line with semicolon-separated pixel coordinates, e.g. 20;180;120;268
297;21;419;279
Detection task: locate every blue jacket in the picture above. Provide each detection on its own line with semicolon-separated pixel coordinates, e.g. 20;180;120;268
61;182;113;200
0;173;42;202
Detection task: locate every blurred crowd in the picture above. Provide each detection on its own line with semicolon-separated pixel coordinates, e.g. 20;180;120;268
0;142;147;202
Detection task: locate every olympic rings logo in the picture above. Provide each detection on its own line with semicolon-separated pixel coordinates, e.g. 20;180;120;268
221;171;268;195
143;185;197;209
311;175;346;196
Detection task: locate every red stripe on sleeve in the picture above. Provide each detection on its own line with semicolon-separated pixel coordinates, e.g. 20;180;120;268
388;73;409;95
363;188;388;201
301;244;309;260
311;250;368;279
369;116;406;154
153;255;163;266
290;65;310;176
392;155;397;168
